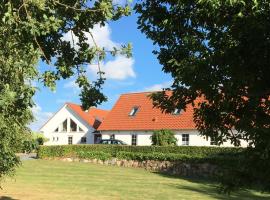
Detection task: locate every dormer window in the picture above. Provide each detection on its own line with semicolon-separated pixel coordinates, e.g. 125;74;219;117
172;108;182;115
129;106;139;116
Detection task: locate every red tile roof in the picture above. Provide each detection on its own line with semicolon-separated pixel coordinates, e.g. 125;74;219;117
66;103;109;129
98;92;199;131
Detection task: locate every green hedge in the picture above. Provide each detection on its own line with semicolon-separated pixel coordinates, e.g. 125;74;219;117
37;144;243;163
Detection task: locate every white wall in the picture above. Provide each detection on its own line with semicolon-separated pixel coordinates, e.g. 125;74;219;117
100;130;248;147
40;105;95;145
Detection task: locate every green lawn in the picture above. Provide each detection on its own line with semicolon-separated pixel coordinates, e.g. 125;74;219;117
1;160;269;200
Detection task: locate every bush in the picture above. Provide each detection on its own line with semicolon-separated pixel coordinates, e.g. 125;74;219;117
37;144;242;162
77;151;112;161
22;139;38;153
151;129;177;146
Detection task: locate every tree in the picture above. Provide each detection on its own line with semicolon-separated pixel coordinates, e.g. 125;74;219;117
135;0;270;191
151;129;177;146
0;0;131;182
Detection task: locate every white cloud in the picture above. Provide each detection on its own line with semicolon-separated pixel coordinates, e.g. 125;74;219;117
62;23;136;81
29;104;53;131
63;80;80;93
56;99;72;104
143;81;172;92
62;23;119;51
112;0;128;5
88;56;135;80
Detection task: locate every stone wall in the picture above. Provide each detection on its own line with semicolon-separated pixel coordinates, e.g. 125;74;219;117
46;157;219;178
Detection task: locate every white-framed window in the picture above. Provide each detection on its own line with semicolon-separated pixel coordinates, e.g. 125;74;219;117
210;137;218;145
129;106;139;116
62;119;68;132
54;127;59;132
70;118;77;132
110;134;115;140
81;137;87;144
131;134;137;146
182;134;189;145
68;136;73;145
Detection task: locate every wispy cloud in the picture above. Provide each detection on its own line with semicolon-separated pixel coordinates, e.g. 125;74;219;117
63;80;80;94
62;23;119;51
29;104;53;131
88;56;135;80
143;81;172;92
62;23;136;81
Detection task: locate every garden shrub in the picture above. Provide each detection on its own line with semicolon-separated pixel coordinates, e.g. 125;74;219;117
151;129;177;146
77;151;112;161
37;144;242;163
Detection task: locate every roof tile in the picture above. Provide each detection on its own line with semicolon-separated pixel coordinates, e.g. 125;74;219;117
98;92;199;131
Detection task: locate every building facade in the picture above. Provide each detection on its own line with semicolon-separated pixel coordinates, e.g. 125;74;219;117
39;103;108;145
40;92;247;147
98;92;247;147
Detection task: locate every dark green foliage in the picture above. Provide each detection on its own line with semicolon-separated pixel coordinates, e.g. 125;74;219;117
151;129;177;146
0;0;132;181
22;140;38;154
37;144;242;160
135;0;270;191
77;151;112;161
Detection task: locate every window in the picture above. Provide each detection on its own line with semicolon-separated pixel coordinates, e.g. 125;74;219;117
81;137;87;144
70;118;77;132
68;136;73;145
94;134;102;144
56;137;59;141
131;134;137;146
210;137;218;145
110;134;115;140
129;106;139;116
182;134;189;145
52;137;55;141
172;108;182;115
79;127;84;132
54;127;59;132
62;119;67;132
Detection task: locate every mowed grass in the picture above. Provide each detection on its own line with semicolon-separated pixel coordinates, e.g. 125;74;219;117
1;160;269;200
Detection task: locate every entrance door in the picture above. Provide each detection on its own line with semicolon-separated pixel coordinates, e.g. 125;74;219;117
68;136;73;145
94;134;102;144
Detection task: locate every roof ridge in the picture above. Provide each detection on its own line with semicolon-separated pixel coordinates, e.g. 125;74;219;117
120;91;159;95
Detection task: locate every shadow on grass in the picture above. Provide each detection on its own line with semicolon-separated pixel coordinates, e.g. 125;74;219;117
0;196;19;200
153;172;270;200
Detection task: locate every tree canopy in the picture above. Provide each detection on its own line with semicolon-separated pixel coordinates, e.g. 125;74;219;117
0;0;131;181
135;0;270;191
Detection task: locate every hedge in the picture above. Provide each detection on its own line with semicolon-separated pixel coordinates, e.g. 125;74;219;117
37;144;243;164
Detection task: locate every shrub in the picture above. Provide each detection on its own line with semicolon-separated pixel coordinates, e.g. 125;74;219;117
22;139;38;153
33;133;49;145
151;129;178;146
77;151;112;161
37;144;242;162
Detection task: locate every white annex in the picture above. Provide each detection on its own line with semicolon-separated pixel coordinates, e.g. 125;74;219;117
40;103;108;145
40;92;247;147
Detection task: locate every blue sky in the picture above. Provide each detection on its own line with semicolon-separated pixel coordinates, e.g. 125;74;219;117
30;10;172;131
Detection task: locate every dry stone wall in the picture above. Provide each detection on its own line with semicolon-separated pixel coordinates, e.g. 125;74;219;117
46;157;219;178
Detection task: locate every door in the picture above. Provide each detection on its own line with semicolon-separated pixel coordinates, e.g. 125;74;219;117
68;136;73;145
94;134;102;144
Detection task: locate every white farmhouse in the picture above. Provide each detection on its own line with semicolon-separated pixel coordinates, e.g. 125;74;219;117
40;92;247;146
98;92;247;147
40;103;109;145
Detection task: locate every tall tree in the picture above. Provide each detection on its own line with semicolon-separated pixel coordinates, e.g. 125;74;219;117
135;0;270;190
0;0;131;181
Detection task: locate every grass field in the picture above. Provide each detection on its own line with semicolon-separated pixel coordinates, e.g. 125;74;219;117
1;160;269;200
